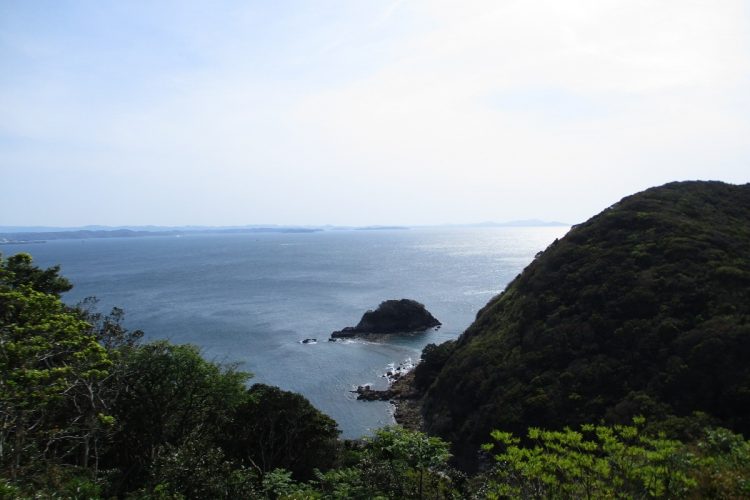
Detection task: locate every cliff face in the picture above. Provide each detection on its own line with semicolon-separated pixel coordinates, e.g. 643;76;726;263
416;181;750;469
331;299;440;338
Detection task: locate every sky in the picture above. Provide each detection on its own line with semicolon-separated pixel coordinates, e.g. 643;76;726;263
1;0;749;227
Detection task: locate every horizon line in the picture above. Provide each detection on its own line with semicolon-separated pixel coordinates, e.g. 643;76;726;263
0;219;571;233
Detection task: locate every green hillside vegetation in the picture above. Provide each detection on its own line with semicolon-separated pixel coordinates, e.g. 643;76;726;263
416;180;750;469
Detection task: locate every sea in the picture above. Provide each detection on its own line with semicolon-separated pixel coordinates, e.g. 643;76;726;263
2;226;568;438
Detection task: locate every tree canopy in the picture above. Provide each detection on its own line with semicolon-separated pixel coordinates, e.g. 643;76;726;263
0;252;72;296
0;254;110;479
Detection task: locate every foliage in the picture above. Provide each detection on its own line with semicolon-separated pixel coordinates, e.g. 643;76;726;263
141;434;258;499
0;253;72;297
481;417;696;499
479;421;750;499
689;427;750;498
261;468;319;499
222;383;340;480
312;466;370;499
0;258;111;478
413;341;456;391
102;341;250;492
419;181;750;469
0;465;104;500
247;426;458;500
358;426;456;499
75;296;144;351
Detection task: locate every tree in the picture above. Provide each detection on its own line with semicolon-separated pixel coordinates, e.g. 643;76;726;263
413;341;455;391
0;286;110;477
222;383;340;480
102;341;250;491
143;434;258;499
75;296;144;351
688;427;750;498
362;426;453;499
0;253;117;486
61;298;146;473
481;418;696;499
0;253;72;297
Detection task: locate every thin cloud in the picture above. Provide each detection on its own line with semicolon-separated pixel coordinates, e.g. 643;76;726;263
0;1;748;226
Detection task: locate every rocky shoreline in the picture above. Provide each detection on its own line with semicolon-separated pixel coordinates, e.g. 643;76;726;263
354;371;425;432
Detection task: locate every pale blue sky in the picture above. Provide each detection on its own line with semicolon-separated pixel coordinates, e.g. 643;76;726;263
2;0;749;226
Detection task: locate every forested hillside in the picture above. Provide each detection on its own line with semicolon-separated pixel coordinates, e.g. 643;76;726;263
416;181;750;469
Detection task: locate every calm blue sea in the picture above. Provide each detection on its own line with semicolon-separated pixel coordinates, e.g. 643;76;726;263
3;227;568;438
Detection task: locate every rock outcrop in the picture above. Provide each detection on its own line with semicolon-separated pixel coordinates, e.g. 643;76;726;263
354;384;392;401
331;299;440;339
354;372;425;430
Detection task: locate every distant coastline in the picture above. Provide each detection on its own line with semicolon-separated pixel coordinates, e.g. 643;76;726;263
0;239;45;246
0;227;321;244
0;220;569;243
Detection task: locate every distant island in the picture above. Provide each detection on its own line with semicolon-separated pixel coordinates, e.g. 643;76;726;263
463;219;569;227
0;227;321;244
353;225;410;231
